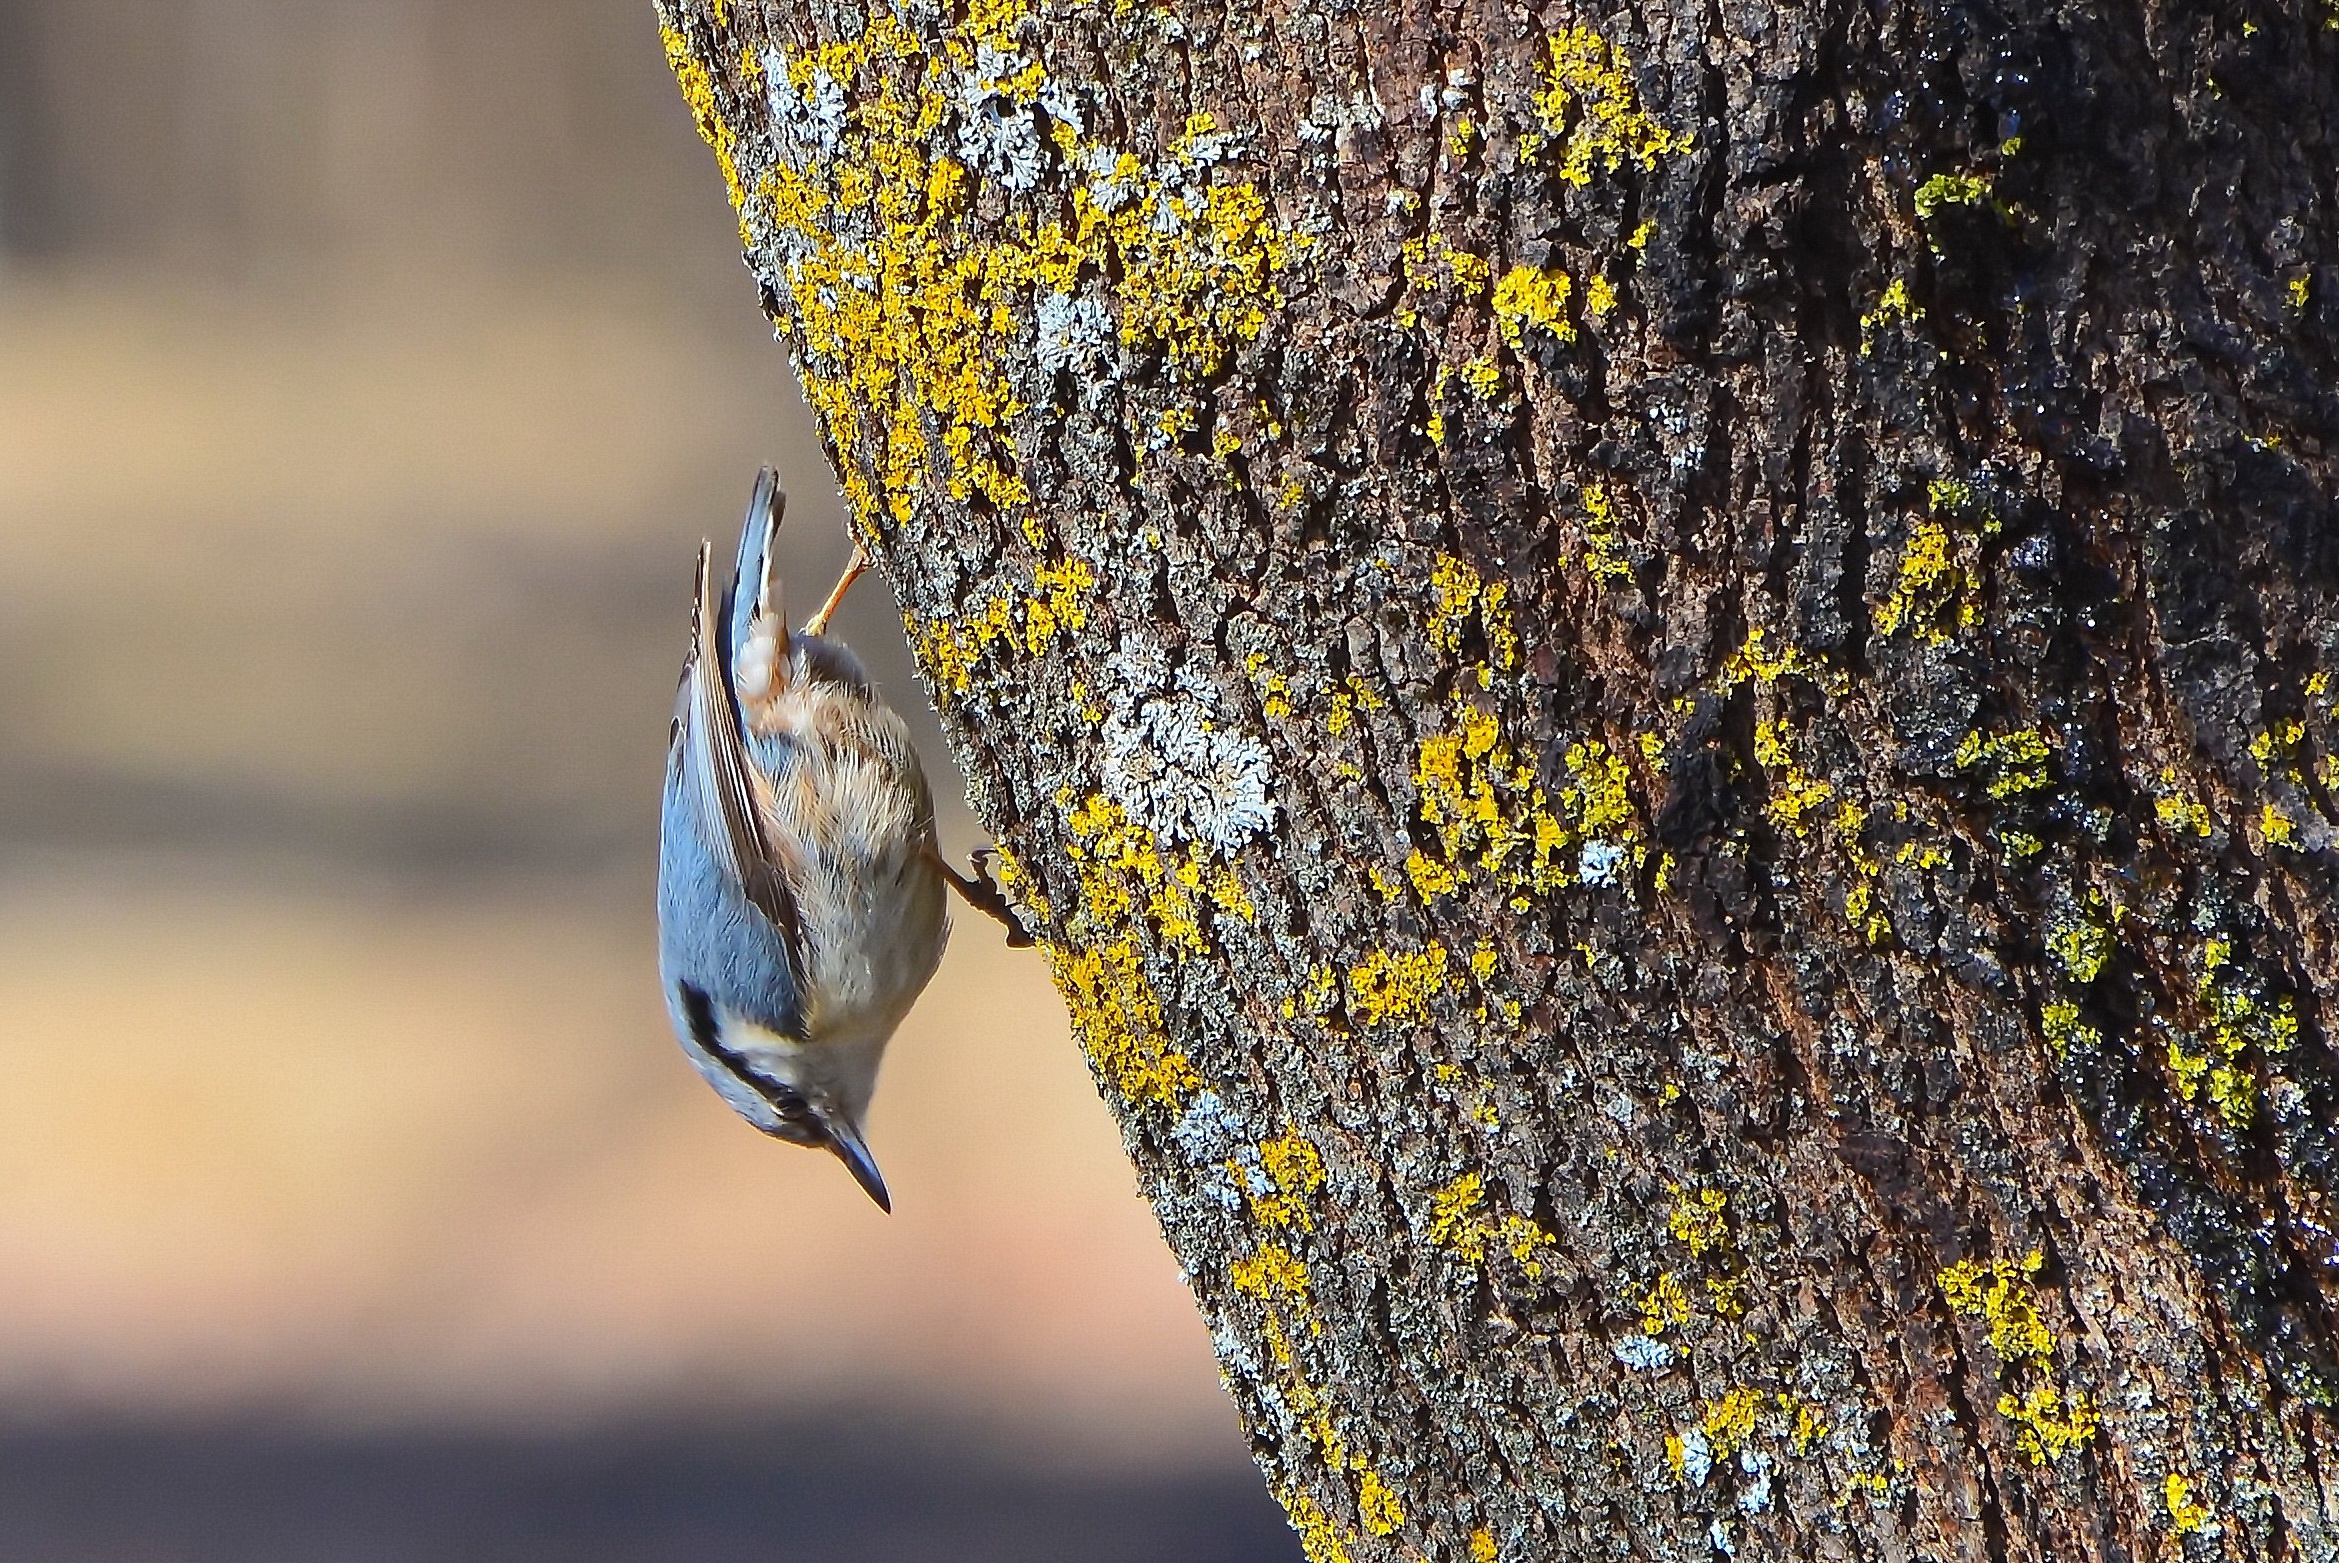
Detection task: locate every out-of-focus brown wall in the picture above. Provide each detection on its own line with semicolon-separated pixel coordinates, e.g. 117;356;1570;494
2;0;726;283
0;0;1255;1501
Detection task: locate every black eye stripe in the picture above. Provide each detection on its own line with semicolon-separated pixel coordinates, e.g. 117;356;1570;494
677;982;820;1131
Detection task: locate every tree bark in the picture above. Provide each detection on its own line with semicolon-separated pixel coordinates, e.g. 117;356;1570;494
655;0;2339;1556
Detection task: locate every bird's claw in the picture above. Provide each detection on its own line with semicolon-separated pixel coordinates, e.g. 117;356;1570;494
947;847;1037;948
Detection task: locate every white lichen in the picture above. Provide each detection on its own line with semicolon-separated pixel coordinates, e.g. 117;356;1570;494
1100;644;1278;853
1035;290;1112;374
1579;840;1628;885
1207;1316;1267;1390
1182;123;1242;164
763;47;845;163
1172;1088;1249;1162
955;56;1046;191
1081;145;1140;210
1677;1425;1713;1487
1613;1334;1673;1372
1037;79;1086;138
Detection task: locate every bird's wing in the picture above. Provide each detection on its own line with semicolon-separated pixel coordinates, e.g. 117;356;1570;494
681;540;806;975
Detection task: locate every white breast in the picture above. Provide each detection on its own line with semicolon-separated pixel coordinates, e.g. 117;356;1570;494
755;675;948;1098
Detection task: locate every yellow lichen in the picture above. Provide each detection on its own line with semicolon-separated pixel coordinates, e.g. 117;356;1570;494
1717;626;1821;691
1939;1252;2054;1362
1667;1187;1730;1258
1286;1489;1354;1563
1250;1131;1327;1229
739;16;1309;547
1117;179;1311;374
1062;790;1249;955
1401;233;1494;320
1046;937;1199;1108
2045;903;2115;985
1427;1172;1487;1252
1996;1380;2100;1466
1243;652;1295;720
1422;557;1521;671
1532;27;1693;188
1356;1470;1405;1537
1491;264;1576;346
1347;944;1450;1026
1641;1271;1691;1334
1914;170;1994;220
1405;849;1464;899
1661;1184;1746;1318
1427;556;1480;647
1578;483;1634;587
1874;517;1972;641
2040;998;2100;1058
2165;1472;2213;1535
661;23;746;214
1837;1470;1893;1507
1427;1172;1558;1279
1940;1251;2099;1464
1232;1241;1314;1314
2155;771;2214;837
1020;556;1095;655
1859;279;1924;354
1664;1433;1693;1481
1955;727;2054;800
1702;1386;1761;1459
2168;1036;2212;1102
1411;692;1575;900
2179;933;2299;1130
1256;1314;1401;1554
1834;800;1892;945
1754;718;1835;834
1560;738;1639;844
1783;1395;1830;1456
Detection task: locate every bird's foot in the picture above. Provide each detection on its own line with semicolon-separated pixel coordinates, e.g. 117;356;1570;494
939;847;1037;948
803;544;868;637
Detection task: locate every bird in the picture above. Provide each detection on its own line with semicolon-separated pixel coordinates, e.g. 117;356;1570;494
655;467;952;1212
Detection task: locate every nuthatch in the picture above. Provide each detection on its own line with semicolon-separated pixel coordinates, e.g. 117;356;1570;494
657;468;1023;1211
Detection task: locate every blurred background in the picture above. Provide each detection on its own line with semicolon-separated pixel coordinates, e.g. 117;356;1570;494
0;2;1295;1557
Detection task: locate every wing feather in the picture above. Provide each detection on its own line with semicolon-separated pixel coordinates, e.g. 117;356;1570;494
683;541;806;969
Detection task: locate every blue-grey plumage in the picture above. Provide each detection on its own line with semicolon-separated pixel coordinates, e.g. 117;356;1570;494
657;467;947;1212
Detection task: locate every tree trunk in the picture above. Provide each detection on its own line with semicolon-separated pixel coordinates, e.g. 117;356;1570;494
654;0;2339;1556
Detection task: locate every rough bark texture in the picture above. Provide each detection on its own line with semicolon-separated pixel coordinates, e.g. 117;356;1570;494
656;0;2339;1557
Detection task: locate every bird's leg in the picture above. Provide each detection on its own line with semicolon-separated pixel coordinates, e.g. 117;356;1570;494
803;544;868;636
930;847;1037;948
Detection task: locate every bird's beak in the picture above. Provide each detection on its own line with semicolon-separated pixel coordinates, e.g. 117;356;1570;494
817;1110;892;1213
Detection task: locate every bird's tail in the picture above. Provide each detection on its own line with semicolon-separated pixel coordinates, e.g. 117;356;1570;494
727;467;797;718
725;466;785;672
